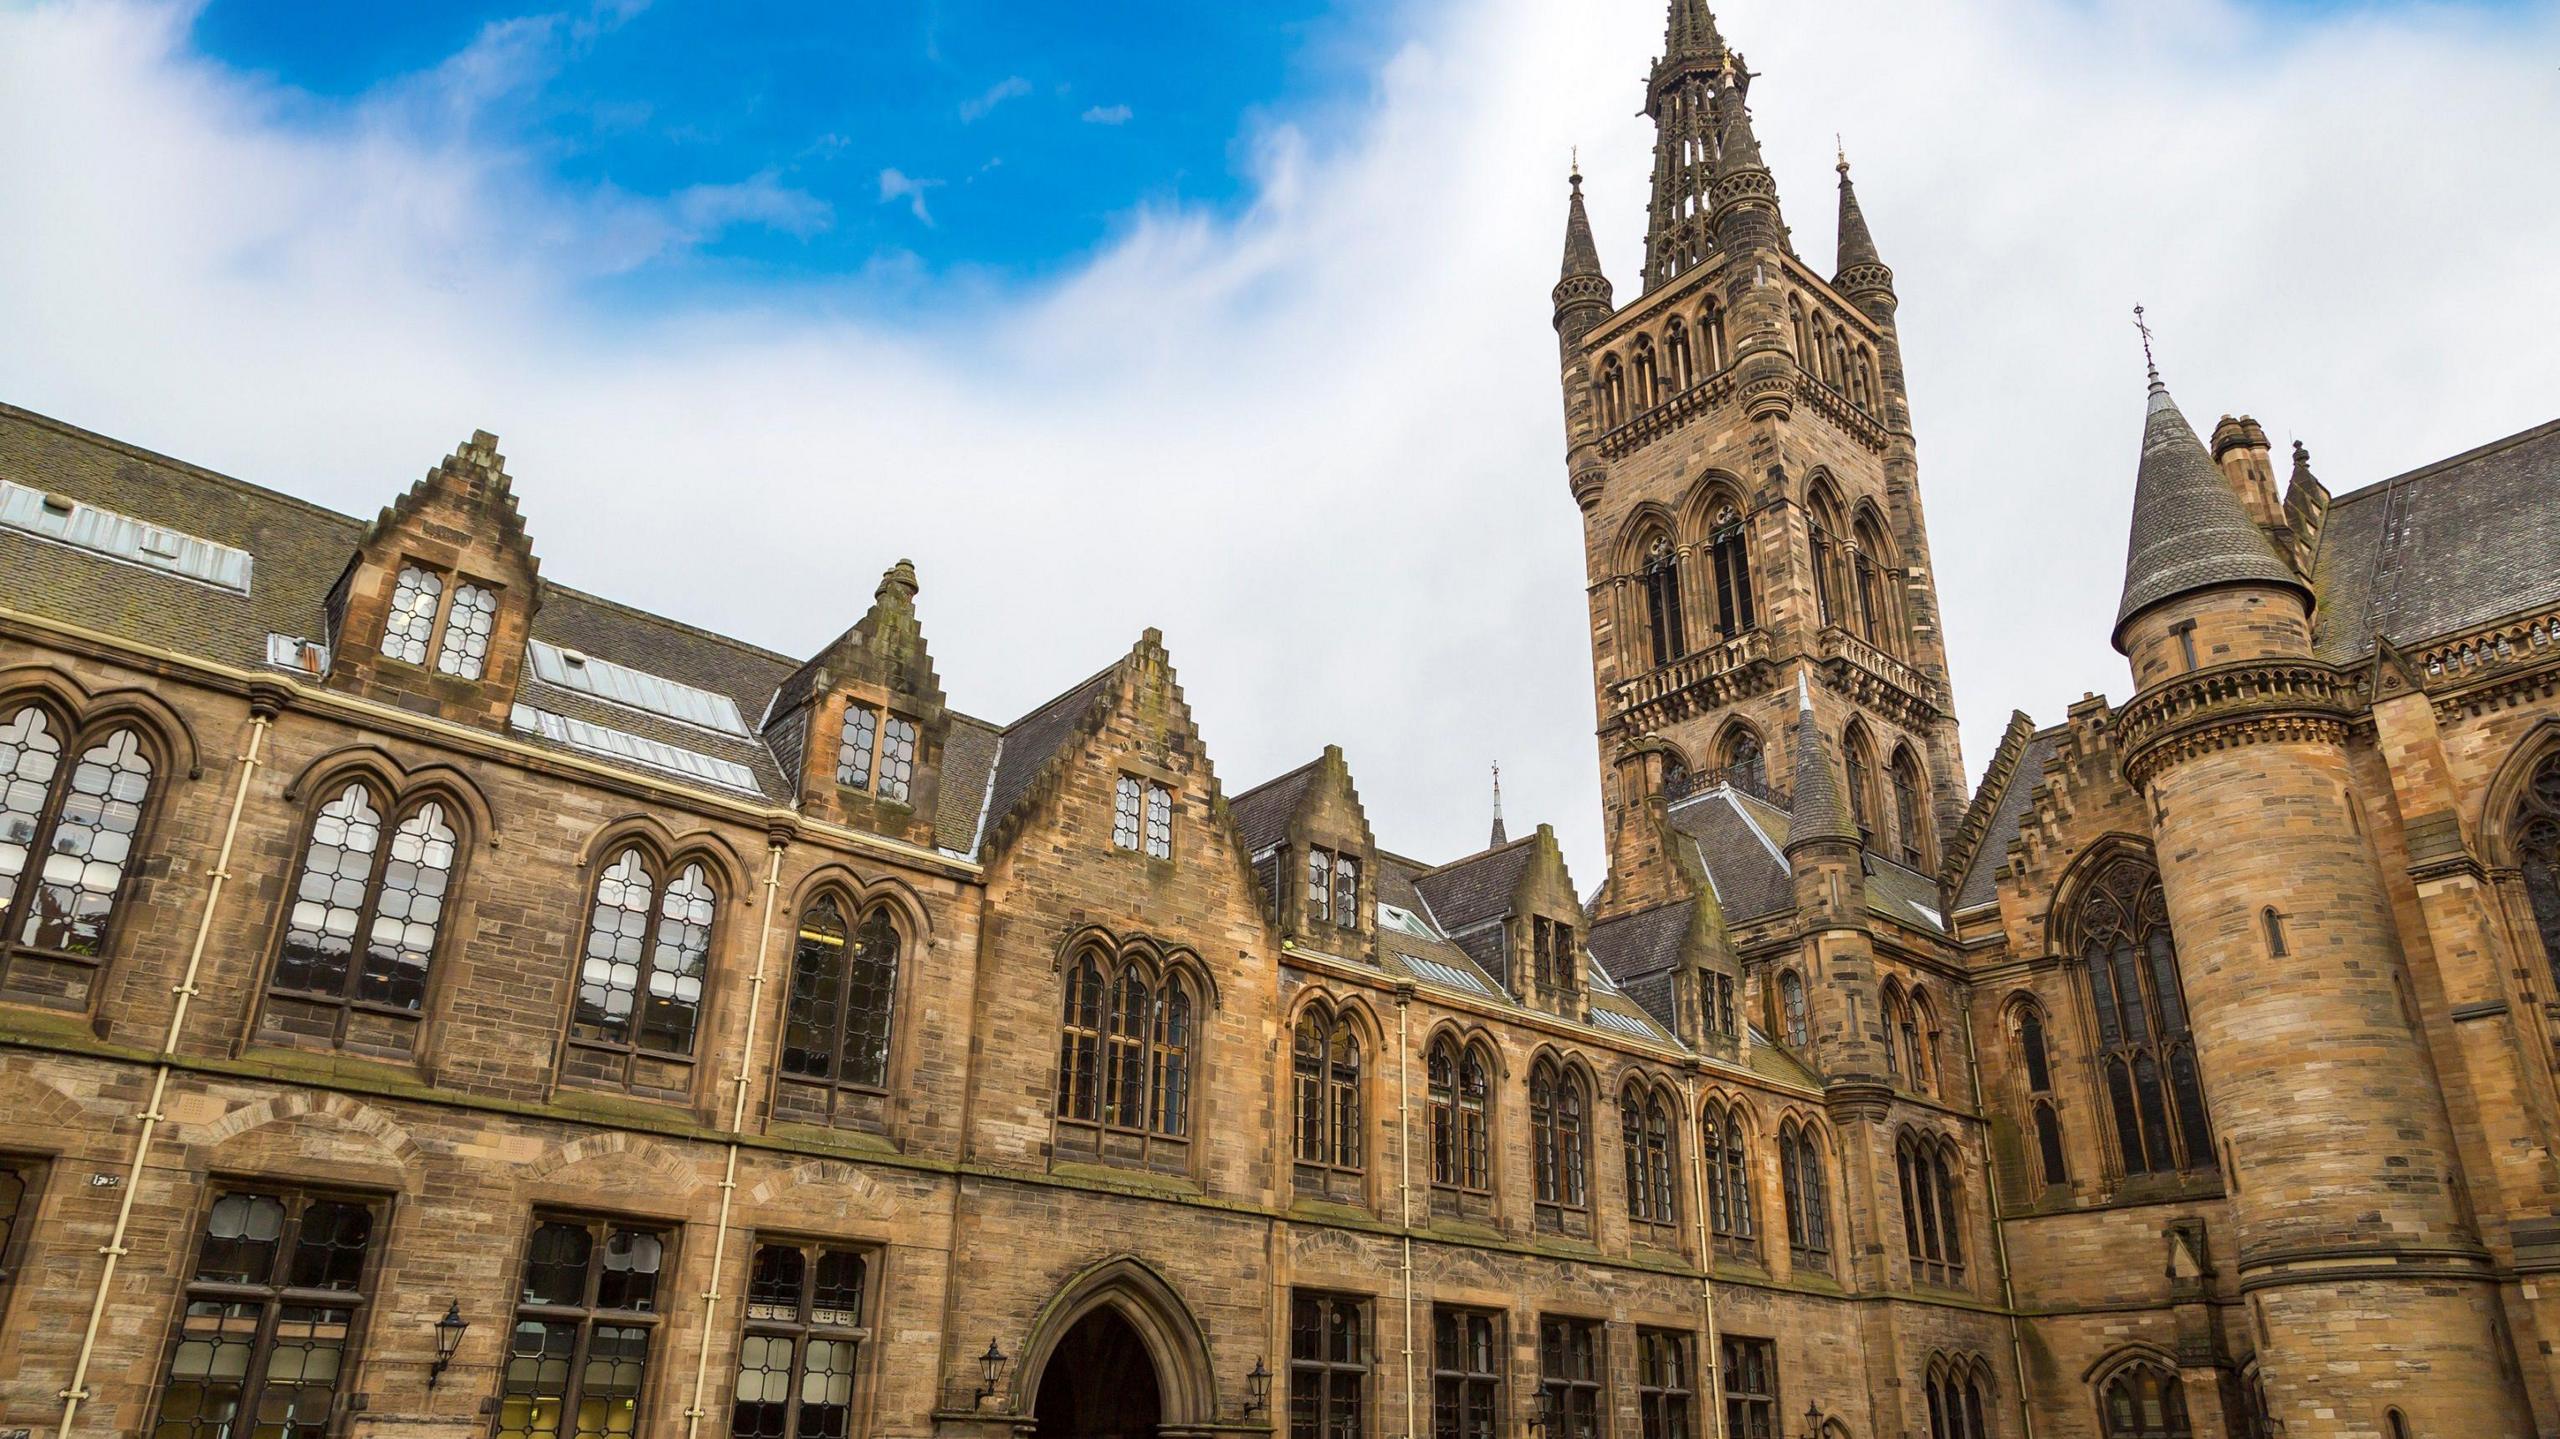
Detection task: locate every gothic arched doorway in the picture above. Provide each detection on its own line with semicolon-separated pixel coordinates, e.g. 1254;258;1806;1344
1033;1307;1162;1439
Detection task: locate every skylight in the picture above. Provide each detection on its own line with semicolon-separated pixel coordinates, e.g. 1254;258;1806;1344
0;480;252;592
1400;953;1499;998
1378;903;1440;940
526;639;750;735
1590;1008;1659;1039
511;704;760;792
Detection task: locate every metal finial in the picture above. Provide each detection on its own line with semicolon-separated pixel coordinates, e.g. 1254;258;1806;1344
1836;134;1848;173
1492;763;1505;820
2133;305;2160;385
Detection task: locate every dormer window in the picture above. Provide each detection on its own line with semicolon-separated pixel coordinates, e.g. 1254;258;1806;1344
836;704;918;803
1305;847;1359;931
381;563;500;678
1114;776;1172;859
1531;915;1577;993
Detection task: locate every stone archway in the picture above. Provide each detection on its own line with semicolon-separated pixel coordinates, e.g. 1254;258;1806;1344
1013;1255;1217;1430
1033;1307;1162;1439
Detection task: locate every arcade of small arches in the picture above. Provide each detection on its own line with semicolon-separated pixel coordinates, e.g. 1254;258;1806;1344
1587;286;1882;434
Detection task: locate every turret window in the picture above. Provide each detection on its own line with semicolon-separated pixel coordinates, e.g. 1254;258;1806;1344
1778;969;1808;1047
1891;748;1928;868
1719;726;1765;798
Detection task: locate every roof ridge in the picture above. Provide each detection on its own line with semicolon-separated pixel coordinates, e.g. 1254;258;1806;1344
1000;658;1120;735
541;584;801;669
2320;415;2560;507
1418;832;1536;877
0;401;366;531
1230;752;1327;805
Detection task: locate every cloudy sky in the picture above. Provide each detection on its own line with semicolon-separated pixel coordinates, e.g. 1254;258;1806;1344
2;0;2555;880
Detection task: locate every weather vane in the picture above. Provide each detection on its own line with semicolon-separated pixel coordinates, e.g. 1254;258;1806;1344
2133;304;2159;383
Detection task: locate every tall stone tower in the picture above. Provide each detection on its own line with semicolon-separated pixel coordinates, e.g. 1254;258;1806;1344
2111;367;2530;1429
1557;0;1965;916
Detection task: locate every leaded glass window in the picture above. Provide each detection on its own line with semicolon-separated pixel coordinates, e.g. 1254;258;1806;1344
1142;780;1173;859
1637;1329;1695;1439
1899;1131;1966;1287
1705;1104;1756;1262
1643;535;1686;669
1431;1308;1501;1439
0;705;156;1000
877;718;917;803
1292;1008;1364;1188
148;1189;378;1439
1720;726;1765;799
436;582;498;677
1306;847;1332;924
2017;1004;2068;1187
1709;507;1755;637
382;565;442;665
1330;853;1357;929
1780;1122;1830;1268
272;781;456;1028
2076;857;2214;1177
2098;1363;2192;1439
1622;1084;1679;1236
1926;1364;1992;1439
780;900;899;1091
1114;776;1144;852
2511;751;2560;988
1427;1039;1492;1195
1721;1336;1778;1439
1779;969;1808;1048
834;705;917;804
1054;949;1194;1165
1892;749;1926;868
835;707;877;791
731;1242;867;1439
1529;1059;1588;1221
497;1217;667;1439
1290;1291;1366;1439
573;851;718;1077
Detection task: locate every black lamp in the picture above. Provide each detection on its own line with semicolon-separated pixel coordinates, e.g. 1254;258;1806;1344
1528;1387;1557;1439
1244;1351;1274;1413
973;1339;1009;1405
1799;1402;1827;1439
428;1300;468;1389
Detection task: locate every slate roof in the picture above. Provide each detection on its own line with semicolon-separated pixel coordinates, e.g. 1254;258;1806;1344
1668;788;1794;921
1412;837;1537;936
1951;728;2060;912
2115;380;2308;642
1591;900;1695;1032
983;666;1117;839
0;403;1027;849
1228;757;1321;857
1785;679;1856;847
2309;417;2560;663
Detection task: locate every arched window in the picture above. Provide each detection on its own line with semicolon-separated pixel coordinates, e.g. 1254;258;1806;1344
0;703;157;1007
1789;297;1812;370
1663;320;1695;393
1808;486;1846;628
1830;331;1853;393
1853;513;1899;653
1429;1037;1493;1199
1292;1006;1364;1194
1891;748;1928;869
1053;946;1194;1165
1642;535;1686;669
1703;1103;1756;1261
1598;355;1628;430
1779;969;1809;1047
1779;1121;1830;1269
569;848;718;1090
780;899;901;1094
1707;503;1756;638
1719;725;1766;798
1530;1058;1590;1222
1925;1362;1991;1439
2013;1002;2069;1187
1898;1130;1965;1287
1903;989;1936;1095
271;778;458;1035
1843;728;1876;844
2098;1362;2192;1439
1703;302;1729;373
2075;857;2215;1177
1881;985;1907;1080
2510;750;2560;986
1632;335;1660;411
1622;1083;1679;1234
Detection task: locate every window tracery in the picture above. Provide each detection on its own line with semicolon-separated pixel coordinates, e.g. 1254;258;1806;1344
2075;856;2214;1178
0;702;157;1003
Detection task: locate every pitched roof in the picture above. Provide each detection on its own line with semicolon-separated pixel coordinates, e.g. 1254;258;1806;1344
2114;379;2308;643
1951;726;2061;911
983;664;1117;839
2308;417;2560;663
1589;900;1694;989
1785;676;1856;848
1413;837;1538;936
1228;756;1322;857
1667;788;1794;921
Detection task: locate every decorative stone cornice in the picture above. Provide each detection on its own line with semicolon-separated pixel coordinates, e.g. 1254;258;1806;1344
2116;660;2358;791
1596;368;1740;462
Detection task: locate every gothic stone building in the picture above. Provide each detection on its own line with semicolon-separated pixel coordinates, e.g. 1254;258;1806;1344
1;4;2557;1439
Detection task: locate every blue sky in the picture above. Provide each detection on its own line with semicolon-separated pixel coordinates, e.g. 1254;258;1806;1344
190;0;1392;289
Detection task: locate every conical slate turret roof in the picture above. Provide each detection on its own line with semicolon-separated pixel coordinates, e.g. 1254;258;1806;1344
1786;671;1857;849
1834;158;1883;278
2113;374;2308;647
1559;169;1604;284
1665;0;1725;62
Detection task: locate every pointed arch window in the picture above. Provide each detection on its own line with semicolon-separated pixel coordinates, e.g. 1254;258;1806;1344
1925;1362;1991;1439
1632;335;1661;411
2076;857;2215;1178
1703;302;1729;373
1807;486;1848;629
2098;1363;2192;1439
1642;535;1686;669
1778;969;1808;1048
1900;988;1936;1095
1779;1121;1830;1269
1789;297;1813;369
1663;319;1695;392
1621;1083;1679;1237
0;703;157;1008
780;899;902;1098
2510;751;2560;988
568;848;718;1093
1708;504;1755;637
2015;1003;2069;1188
269;778;458;1043
1891;749;1928;868
1530;1058;1590;1227
1719;726;1765;799
1428;1037;1493;1199
1293;1007;1365;1195
1844;732;1876;844
1054;946;1193;1167
1598;355;1629;430
1897;1130;1965;1287
1703;1102;1756;1262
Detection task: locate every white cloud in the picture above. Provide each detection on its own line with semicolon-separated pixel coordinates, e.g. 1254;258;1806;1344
960;74;1031;122
1082;103;1133;126
0;0;2554;882
876;166;942;224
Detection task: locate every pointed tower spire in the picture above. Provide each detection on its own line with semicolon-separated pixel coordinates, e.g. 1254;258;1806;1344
1640;0;1728;291
1489;763;1509;848
1785;671;1858;851
1832;148;1892;299
2113;321;2310;651
1552;163;1614;341
1705;53;1784;257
